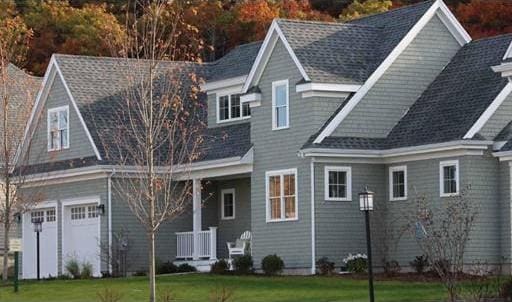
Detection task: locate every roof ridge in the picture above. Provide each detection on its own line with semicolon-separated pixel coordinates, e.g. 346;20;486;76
54;53;202;66
348;0;436;24
470;33;512;43
276;18;379;29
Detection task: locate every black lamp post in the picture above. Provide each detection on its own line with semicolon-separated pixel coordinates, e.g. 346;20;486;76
359;186;375;302
32;218;43;281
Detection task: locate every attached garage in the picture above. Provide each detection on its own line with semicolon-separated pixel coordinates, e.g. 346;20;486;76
22;203;58;279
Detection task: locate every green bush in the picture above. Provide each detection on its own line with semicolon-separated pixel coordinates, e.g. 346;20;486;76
343;254;367;273
81;262;93;279
316;257;335;276
157;261;178;275
65;259;81;279
233;255;253;275
210;259;229;274
177;263;197;273
261;254;284;276
409;255;429;274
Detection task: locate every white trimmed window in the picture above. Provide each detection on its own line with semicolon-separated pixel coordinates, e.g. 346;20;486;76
272;80;289;130
266;168;297;222
217;93;250;123
389;166;407;201
221;188;235;220
47;106;69;151
440;160;459;197
324;166;352;201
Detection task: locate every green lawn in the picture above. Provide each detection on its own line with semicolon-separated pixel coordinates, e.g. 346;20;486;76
0;273;448;302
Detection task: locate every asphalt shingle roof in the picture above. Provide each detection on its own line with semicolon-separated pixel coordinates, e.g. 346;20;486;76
309;34;512;151
207;41;262;82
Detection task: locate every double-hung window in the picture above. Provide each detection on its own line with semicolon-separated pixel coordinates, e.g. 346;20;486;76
217;93;250;123
266;169;297;222
221;189;235;220
324;166;352;201
389;166;407;201
47;106;69;151
272;80;289;130
440;160;459;197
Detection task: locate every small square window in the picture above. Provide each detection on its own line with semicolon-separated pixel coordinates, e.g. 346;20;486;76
71;206;86;220
389;166;407;201
324;167;352;201
46;209;56;222
440;160;459;196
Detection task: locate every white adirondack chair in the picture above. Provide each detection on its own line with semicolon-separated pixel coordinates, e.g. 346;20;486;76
226;231;251;260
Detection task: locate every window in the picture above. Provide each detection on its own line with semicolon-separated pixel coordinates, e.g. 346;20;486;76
266;169;297;222
46;209;56;222
47;106;69;151
71;206;86;220
217;93;250;123
389;166;407;201
221;189;235;220
324;166;352;201
440;160;459;196
87;206;99;218
31;210;44;223
272;80;289;130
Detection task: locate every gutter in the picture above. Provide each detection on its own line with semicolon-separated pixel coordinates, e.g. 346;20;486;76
107;169;116;274
310;158;316;275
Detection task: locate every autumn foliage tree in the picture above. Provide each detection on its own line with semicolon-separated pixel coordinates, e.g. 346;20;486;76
456;0;512;39
340;0;393;22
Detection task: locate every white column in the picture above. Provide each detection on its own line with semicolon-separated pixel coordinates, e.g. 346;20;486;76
209;227;217;261
192;179;202;260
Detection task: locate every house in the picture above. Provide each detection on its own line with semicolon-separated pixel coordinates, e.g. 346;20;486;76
14;0;512;278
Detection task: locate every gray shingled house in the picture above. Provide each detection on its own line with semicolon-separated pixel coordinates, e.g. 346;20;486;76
14;0;512;277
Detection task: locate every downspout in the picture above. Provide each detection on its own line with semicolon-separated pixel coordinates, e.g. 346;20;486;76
310;158;316;275
108;169;116;274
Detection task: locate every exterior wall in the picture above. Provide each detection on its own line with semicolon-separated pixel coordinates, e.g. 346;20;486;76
215;177;252;259
332;15;461;138
314;162;386;267
21;178;108;275
28;75;96;165
479;93;512;140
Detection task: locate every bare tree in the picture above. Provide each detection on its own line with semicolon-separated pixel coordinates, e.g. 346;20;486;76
405;187;478;302
0;12;44;282
96;1;206;301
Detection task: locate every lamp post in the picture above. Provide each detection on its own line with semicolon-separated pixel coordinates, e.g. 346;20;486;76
359;186;375;302
32;218;43;281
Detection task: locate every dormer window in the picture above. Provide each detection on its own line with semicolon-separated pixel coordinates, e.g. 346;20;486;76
47;106;69;151
217;93;250;123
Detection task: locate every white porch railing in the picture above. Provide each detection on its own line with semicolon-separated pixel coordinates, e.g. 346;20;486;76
176;227;217;260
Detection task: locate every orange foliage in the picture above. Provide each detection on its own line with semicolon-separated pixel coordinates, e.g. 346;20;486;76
456;0;512;39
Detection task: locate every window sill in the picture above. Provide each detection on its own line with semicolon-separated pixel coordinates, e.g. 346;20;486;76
389;197;408;201
324;198;352;202
221;217;235;221
217;116;251;124
440;193;459;198
272;126;290;131
266;217;298;223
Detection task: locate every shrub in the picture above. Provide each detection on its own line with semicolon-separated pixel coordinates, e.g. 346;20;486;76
383;260;401;277
177;263;197;273
97;288;123;302
410;255;429;274
233;255;253;275
81;262;93;279
343;253;367;273
432;259;451;276
316;257;335;276
157;261;178;275
500;278;512;300
65;259;81;279
261;254;284;276
211;259;229;274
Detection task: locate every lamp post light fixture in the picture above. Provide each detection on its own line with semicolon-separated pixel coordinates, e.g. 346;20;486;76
359;186;375;302
32;218;43;281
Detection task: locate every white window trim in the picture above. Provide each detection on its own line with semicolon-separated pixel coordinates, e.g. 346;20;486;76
221;188;236;220
272;79;290;130
216;92;251;124
439;160;460;197
47;105;70;151
265;168;298;223
389;166;407;201
324;166;352;202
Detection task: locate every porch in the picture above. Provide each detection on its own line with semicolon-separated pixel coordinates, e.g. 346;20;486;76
173;176;251;271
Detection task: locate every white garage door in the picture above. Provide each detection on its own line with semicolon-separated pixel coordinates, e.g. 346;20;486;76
62;204;101;277
22;207;58;279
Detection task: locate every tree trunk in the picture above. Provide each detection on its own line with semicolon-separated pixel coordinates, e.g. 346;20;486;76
148;231;156;302
2;222;9;282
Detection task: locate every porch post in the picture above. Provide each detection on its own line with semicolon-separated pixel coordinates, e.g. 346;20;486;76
209;227;217;261
192;179;202;260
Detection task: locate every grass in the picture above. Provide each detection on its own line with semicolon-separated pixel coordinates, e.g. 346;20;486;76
0;273;449;302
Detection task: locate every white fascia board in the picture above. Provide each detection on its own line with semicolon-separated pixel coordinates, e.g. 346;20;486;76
301;91;351;99
243;20;310;93
492;63;512;78
295;82;361;93
503;42;512;60
464;82;512;139
313;0;471;144
240;92;262;103
436;0;472;46
201;75;247;92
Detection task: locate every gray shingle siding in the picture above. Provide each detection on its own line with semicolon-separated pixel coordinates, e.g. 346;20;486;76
480;93;512;140
28;75;97;165
332;15;461;138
